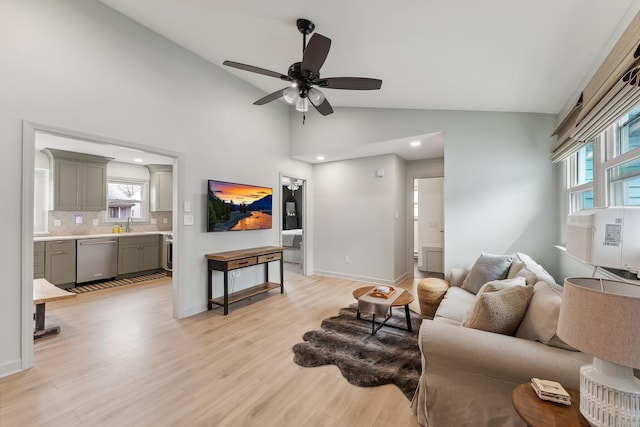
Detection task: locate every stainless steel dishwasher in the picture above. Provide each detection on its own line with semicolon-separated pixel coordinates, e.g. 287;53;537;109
76;237;118;284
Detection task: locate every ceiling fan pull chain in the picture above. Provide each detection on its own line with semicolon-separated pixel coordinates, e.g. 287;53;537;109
303;113;306;125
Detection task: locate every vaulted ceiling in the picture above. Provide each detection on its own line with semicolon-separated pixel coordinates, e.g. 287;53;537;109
100;0;638;115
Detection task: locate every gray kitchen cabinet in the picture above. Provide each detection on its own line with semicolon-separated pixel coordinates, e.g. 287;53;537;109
45;240;76;289
34;241;45;279
146;164;173;212
43;148;112;211
118;234;161;276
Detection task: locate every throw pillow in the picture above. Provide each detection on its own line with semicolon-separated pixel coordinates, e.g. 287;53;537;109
462;284;534;335
474;277;527;296
461;253;513;294
515;280;576;350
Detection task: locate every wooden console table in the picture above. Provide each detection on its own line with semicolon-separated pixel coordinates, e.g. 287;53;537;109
205;246;284;315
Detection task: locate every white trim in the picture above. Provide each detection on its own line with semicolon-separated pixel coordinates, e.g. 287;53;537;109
21;121;36;371
312;270;398;287
279;172;309;276
0;359;23;378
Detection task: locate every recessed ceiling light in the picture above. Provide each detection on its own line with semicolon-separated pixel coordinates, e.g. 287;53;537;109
410;141;421;147
134;158;144;163
316;155;325;161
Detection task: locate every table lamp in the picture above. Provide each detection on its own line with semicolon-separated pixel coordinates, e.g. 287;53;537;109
557;277;640;426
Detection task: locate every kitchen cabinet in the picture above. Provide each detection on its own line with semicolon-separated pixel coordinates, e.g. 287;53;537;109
118;234;161;276
43;148;112;211
45;240;76;289
34;241;45;279
146;164;173;212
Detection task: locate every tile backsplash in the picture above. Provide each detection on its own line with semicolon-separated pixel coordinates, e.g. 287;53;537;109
45;211;172;236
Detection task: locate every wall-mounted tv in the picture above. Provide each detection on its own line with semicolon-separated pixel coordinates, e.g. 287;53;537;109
207;179;273;232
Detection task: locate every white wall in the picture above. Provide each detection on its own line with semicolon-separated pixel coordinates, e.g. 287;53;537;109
0;0;312;376
313;154;402;285
392;155;407;282
292;108;559;278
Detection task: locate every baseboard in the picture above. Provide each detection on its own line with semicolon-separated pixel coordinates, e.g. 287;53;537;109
0;358;23;379
312;269;395;286
394;272;409;286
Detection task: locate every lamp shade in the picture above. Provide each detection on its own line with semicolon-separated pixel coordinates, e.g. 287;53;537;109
557;277;640;369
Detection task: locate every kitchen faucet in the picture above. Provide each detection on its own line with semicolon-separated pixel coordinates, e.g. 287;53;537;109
126;216;132;233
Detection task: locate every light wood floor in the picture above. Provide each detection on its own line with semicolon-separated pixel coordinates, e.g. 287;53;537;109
0;268;423;427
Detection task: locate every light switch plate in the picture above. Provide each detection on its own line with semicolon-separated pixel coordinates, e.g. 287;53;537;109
184;215;194;226
75;215;83;224
54;219;61;227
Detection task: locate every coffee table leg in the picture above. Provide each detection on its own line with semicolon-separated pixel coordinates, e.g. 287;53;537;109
404;304;412;332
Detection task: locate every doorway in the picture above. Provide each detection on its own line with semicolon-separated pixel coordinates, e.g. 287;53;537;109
280;174;307;276
413;177;444;277
21;121;181;370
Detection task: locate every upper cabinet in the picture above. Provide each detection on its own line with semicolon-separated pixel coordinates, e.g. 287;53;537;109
43;148;112;211
146;164;173;212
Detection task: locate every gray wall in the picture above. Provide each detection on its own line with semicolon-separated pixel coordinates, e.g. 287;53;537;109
0;0;312;376
313;154;402;285
292;108;559;279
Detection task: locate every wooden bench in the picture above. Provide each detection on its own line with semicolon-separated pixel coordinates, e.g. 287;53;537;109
33;278;76;339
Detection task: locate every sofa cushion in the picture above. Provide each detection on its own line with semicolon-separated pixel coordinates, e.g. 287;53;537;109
462;282;533;335
506;257;538;286
513;252;557;286
461;253;513;294
515;280;576;350
434;286;477;324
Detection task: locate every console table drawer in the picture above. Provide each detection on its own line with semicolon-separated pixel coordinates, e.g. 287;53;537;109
228;257;257;270
258;253;281;263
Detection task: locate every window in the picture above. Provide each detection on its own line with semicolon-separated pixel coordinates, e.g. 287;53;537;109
608;157;640;206
564;101;640;212
616;105;640;156
107;178;148;221
566;142;594;213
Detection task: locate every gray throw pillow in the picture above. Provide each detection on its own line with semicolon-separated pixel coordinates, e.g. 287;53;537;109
462;253;513;294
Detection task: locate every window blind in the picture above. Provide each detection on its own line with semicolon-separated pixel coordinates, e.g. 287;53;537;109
551;11;640;163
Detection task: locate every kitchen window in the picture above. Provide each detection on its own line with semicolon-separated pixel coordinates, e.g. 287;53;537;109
107;178;148;221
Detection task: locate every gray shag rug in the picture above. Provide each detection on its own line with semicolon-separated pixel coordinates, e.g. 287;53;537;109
292;305;423;400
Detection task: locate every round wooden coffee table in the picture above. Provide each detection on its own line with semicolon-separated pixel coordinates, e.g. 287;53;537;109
352;286;415;335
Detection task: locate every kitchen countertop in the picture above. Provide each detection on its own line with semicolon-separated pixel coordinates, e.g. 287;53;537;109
34;231;172;242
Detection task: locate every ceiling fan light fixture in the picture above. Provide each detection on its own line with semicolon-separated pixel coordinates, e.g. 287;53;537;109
283;86;299;104
308;87;325;104
296;97;309;112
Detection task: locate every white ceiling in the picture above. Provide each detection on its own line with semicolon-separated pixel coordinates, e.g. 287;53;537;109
35;132;174;166
99;0;638;114
93;0;638;162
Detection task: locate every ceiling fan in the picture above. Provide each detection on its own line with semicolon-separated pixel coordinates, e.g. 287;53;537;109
223;18;382;120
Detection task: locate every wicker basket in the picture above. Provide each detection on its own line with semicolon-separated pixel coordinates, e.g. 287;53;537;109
417;278;450;318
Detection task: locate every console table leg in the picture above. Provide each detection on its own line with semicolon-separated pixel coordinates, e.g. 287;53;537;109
223;271;229;315
404;304;412;332
207;267;213;310
280;258;284;293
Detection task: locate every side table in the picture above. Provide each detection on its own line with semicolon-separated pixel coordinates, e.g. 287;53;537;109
512;383;589;427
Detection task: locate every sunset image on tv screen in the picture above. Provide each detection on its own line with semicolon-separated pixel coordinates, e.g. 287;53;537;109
207;180;273;232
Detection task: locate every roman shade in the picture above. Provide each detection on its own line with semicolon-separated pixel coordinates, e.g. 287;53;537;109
551;11;640;163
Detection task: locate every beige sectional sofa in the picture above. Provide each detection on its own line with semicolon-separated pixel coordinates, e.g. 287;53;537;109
411;253;592;427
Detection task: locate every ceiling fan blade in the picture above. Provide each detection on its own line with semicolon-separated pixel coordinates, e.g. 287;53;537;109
223;60;289;81
318;77;383;90
253;88;288;105
301;33;331;76
311;97;334;116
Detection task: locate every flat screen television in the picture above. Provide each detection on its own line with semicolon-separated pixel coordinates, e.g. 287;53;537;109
207;179;273;232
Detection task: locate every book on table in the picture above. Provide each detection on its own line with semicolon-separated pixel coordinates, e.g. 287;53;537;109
530;378;571;405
